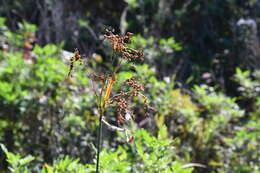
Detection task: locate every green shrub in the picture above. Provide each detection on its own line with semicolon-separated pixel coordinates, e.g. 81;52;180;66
1;126;194;173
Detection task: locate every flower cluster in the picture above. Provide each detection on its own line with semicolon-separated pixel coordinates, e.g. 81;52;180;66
104;29;144;61
108;91;129;124
68;29;155;142
67;48;83;77
125;77;144;97
107;77;154;125
90;73;106;83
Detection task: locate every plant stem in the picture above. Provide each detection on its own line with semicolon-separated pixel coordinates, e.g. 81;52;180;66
96;52;116;172
96;110;103;173
95;77;107;173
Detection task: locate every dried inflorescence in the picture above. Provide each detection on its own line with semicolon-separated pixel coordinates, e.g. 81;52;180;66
104;29;144;61
108;91;129;124
125;78;155;116
107;77;154;125
67;48;84;77
90;73;107;83
125;77;144;97
67;29;155;142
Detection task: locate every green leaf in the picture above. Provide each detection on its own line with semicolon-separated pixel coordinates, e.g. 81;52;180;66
19;155;35;166
0;143;8;154
158;125;168;140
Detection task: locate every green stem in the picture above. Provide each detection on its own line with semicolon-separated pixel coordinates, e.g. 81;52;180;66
95;109;103;173
96;79;106;173
96;52;117;172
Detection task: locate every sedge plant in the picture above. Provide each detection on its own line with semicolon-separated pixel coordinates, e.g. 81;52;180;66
67;29;154;173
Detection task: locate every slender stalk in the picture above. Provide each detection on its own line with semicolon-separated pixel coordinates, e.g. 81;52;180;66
95;109;103;173
96;79;107;173
96;52;118;172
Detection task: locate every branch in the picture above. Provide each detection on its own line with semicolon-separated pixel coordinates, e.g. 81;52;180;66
101;118;127;132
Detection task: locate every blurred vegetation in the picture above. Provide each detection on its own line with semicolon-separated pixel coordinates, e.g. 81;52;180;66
0;0;260;172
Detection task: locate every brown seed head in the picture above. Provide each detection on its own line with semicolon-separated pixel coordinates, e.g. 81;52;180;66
103;29;144;61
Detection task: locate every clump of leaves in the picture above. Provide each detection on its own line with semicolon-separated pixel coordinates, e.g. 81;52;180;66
1;144;35;173
86;125;196;173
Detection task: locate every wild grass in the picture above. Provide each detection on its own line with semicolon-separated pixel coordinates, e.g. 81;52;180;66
67;29;153;172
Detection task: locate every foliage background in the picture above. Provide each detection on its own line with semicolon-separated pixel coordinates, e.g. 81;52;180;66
0;0;259;172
